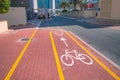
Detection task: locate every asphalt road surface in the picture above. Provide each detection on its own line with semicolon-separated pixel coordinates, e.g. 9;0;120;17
39;16;120;68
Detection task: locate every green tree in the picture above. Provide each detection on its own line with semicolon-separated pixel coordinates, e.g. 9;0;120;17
59;1;69;11
71;0;85;11
68;1;73;11
79;0;85;11
71;0;79;10
0;0;11;14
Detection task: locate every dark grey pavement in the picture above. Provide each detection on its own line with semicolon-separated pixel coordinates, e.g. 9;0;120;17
39;16;120;68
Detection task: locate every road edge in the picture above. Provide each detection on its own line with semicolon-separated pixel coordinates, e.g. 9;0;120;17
69;31;120;70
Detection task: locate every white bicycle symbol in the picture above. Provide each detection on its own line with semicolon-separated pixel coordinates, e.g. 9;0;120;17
60;49;93;66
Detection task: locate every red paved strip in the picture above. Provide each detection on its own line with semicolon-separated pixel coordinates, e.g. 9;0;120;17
52;30;120;80
0;28;120;80
0;29;35;80
5;29;37;80
66;32;120;80
10;30;59;80
50;32;65;80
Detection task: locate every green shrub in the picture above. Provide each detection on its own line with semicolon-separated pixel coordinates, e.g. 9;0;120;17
0;0;11;14
62;10;67;12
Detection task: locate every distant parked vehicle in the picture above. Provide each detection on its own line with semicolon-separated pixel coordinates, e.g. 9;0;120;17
86;3;94;9
38;8;48;19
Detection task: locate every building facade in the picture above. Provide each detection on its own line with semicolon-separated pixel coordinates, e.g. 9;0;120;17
38;0;63;9
10;0;30;7
97;0;111;19
38;0;52;9
10;0;31;20
97;0;120;20
55;0;62;9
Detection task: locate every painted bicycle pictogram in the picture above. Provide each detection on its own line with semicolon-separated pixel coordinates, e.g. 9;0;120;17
53;31;64;36
61;49;93;66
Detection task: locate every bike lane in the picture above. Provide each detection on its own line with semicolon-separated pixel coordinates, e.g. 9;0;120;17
8;29;59;80
1;28;120;80
51;30;120;80
0;29;35;79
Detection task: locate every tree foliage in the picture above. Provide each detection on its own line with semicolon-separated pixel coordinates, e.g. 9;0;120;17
0;0;11;14
60;1;70;10
60;0;85;11
71;0;85;11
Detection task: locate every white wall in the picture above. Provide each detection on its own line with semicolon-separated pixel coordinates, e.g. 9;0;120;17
0;20;8;33
97;0;120;20
0;7;27;26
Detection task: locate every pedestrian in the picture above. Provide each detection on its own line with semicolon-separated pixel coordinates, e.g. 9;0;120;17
48;13;49;18
96;12;98;17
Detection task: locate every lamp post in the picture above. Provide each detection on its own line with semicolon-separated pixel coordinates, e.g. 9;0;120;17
33;0;38;18
53;0;55;13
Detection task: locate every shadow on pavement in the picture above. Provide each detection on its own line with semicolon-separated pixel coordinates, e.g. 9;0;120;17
40;16;106;29
43;16;120;29
8;24;36;30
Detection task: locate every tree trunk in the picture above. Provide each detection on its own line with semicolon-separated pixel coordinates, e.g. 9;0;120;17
73;0;77;10
80;0;82;11
64;7;65;10
80;0;84;11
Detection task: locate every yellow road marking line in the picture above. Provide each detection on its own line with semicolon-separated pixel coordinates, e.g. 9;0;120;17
4;29;38;80
50;32;65;80
66;32;120;80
